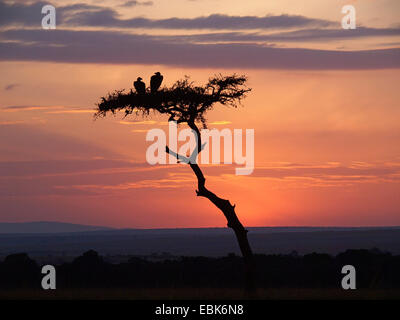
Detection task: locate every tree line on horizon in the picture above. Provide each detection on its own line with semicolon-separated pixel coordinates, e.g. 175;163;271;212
0;249;399;290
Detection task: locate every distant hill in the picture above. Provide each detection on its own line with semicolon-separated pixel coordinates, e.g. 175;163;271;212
0;221;113;234
0;225;399;257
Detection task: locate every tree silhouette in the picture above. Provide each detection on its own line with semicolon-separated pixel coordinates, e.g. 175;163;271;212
95;74;255;292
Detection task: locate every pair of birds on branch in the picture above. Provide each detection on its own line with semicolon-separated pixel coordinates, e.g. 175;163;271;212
134;72;163;95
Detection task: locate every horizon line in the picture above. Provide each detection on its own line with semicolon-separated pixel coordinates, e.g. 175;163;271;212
1;220;400;230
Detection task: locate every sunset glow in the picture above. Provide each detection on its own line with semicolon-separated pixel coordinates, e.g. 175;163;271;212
0;0;399;228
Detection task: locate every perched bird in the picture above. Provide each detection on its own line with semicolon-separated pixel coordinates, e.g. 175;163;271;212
150;72;163;93
134;77;146;94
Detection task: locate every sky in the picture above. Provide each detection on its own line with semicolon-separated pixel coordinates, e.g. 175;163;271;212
0;0;399;228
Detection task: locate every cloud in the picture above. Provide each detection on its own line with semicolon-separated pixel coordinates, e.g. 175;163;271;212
243;162;400;187
2;105;61;111
2;159;399;197
0;123;117;162
0;120;25;125
119;1;153;7
57;175;192;193
0;159;141;178
1;29;399;69
45;109;94;114
209;121;231;125
164;28;400;43
0;1;333;30
0;119;46;126
4;83;20;91
0;0;47;27
119;120;159;125
64;12;334;30
0;1;399;69
265;27;400;42
1;105;92;113
0;158;179;196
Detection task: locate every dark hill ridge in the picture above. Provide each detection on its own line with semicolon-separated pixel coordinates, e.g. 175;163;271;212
1;222;399;235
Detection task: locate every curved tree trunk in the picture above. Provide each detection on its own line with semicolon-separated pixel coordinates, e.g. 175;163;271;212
189;162;256;293
167;120;256;294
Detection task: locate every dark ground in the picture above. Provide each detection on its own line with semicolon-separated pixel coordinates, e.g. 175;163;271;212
1;288;400;300
1;248;400;299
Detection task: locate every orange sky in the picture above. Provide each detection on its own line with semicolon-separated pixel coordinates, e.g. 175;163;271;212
0;0;399;227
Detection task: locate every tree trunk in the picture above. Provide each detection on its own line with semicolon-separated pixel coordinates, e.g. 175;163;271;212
189;162;256;294
167;121;256;295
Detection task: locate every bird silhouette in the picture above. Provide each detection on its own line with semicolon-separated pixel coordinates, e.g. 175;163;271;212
134;77;146;94
150;72;163;93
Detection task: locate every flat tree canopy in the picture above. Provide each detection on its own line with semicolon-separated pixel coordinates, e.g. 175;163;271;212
95;74;251;129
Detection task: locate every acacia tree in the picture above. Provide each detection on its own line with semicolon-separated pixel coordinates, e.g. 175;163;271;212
95;74;255;291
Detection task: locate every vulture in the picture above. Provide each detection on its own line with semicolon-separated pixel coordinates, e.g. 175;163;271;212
150;72;163;93
134;77;146;94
